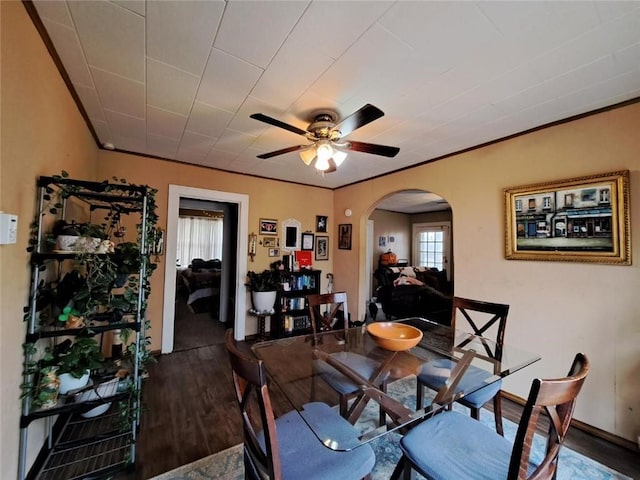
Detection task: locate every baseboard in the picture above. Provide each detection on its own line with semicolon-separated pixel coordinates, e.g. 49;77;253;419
501;391;639;453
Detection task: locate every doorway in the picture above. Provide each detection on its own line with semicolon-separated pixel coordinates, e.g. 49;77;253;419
162;185;248;353
173;199;236;351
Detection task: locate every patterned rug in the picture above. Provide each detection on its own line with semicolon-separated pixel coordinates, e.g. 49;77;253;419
152;378;631;480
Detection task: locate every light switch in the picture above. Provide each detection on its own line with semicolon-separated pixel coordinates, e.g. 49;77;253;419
0;213;18;244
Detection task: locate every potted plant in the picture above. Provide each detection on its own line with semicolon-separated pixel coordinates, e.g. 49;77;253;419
43;337;104;394
113;241;141;287
52;220;107;252
246;269;281;313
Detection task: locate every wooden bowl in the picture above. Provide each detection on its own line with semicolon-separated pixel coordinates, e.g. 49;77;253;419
366;322;423;351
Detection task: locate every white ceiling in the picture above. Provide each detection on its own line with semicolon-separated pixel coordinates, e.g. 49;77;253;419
31;1;640;195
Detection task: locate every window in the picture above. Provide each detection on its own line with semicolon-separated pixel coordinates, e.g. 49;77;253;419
176;216;223;267
413;223;450;272
599;189;610;203
543;196;551;209
528;198;536;210
515;199;522;212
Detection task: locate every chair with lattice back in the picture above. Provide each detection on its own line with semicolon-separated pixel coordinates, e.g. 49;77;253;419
225;329;375;480
416;296;510;435
395;352;590;480
308;292;389;425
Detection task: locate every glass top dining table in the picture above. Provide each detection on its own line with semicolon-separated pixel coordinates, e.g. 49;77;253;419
251;317;541;451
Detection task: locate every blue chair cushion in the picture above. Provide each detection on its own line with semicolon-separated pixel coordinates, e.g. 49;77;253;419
314;351;390;395
417;358;501;408
400;410;536;479
259;402;375;480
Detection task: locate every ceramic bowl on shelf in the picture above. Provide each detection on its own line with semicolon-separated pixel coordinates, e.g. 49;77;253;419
366;322;423;351
73;377;119;418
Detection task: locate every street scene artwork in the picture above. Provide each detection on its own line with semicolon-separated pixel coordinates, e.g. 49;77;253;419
505;171;630;265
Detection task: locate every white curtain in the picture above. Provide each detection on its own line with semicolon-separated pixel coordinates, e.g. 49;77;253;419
176;216;223;266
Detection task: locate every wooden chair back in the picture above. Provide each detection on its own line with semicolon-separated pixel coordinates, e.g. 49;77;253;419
308;292;349;341
452;296;510;362
509;353;590;480
225;329;281;479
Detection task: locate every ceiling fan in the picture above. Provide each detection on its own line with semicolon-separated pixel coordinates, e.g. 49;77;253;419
250;104;400;173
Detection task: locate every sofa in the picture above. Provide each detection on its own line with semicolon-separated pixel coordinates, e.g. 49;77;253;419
373;266;452;325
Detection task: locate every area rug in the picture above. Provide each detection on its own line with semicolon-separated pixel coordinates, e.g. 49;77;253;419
152;378;631;480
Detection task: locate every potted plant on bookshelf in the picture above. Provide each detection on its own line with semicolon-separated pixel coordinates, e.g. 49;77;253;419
245;269;281;313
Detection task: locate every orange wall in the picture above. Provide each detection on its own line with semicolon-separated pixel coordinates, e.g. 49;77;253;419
1;2;99;478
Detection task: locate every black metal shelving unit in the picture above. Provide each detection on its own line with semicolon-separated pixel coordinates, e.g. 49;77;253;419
18;176;153;480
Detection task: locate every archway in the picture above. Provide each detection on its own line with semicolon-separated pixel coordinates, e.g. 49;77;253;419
364;189;452;320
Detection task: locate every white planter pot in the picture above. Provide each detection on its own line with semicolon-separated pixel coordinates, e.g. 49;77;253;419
58;371;90;394
252;291;277;313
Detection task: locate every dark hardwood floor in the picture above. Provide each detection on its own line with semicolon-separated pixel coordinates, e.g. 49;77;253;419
119;338;640;480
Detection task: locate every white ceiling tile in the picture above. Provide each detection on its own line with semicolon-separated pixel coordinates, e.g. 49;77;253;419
176;148;208;164
146;0;224;76
113;133;147;152
91;67;145;118
179;131;217;156
288;1;393;60
197;49;263;112
204;149;238;167
250;37;334;111
614;42;640;72
91;120;112;146
147;134;179;159
104;109;146;139
147;107;188;140
33;0;73;27
185;102;234;138
310;24;413;105
68;0;144;81
73;84;105;122
111;0;145;17
214;1;308;69
41;18;94;87
214;129;257;155
147;59;199;116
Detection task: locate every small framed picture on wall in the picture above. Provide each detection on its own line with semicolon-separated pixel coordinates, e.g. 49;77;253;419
301;232;315;251
316;215;328;233
315;236;329;261
338;224;352;250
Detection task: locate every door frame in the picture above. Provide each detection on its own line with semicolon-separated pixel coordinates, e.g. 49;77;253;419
412;221;452;280
162;185;249;353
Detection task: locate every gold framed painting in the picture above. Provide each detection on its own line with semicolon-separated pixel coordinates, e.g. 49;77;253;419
504;170;630;265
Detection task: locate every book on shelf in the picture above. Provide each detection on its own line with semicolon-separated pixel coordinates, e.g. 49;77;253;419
283;315;310;333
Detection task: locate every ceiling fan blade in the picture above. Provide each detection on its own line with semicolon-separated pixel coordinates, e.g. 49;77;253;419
347;140;400;157
256;145;308;159
250;113;308;136
334;104;384;137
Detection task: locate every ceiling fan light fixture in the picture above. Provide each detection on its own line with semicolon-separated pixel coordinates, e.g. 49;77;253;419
299;146;316;165
332;149;347;166
316;140;333;162
315;155;330;171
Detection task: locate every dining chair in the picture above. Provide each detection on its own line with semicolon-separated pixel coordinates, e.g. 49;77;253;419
225;329;375;480
308;292;389;425
394;352;590;480
416;296;510;435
